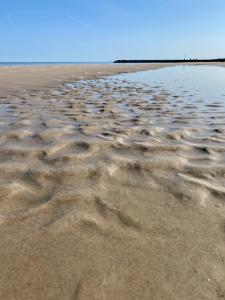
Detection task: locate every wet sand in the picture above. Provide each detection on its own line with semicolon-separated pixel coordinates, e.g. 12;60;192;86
0;63;175;96
0;63;225;300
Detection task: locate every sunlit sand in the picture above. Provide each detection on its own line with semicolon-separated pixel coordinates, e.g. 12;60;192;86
0;63;225;300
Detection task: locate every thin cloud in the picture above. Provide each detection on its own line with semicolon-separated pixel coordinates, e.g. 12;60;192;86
7;10;99;33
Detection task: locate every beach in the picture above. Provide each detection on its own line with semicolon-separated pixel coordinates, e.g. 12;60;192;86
0;63;174;96
0;62;225;300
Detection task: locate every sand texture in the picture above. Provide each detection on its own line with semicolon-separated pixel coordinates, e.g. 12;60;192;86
0;63;175;96
0;64;225;299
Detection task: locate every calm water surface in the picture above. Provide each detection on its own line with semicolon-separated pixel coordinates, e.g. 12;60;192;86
114;65;225;106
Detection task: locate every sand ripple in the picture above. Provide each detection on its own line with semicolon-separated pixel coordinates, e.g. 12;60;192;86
0;77;225;299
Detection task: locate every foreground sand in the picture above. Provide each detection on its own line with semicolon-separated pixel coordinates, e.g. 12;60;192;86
0;63;225;300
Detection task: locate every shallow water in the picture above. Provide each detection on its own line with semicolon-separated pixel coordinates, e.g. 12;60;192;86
0;104;11;116
113;65;225;105
0;65;225;300
105;65;225;128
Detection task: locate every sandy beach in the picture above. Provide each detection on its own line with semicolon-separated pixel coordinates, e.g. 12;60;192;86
0;63;175;96
0;63;225;300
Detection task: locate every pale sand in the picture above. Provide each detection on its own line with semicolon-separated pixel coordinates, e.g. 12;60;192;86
0;63;225;299
0;63;175;96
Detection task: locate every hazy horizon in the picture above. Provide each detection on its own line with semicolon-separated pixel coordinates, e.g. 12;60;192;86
1;0;225;62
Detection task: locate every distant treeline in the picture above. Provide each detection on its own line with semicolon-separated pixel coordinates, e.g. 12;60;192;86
114;59;225;63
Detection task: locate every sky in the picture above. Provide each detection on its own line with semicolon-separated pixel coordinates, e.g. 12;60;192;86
0;0;225;62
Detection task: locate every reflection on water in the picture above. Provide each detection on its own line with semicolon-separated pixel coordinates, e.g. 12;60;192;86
107;65;225;129
113;65;225;106
60;66;225;131
0;104;13;117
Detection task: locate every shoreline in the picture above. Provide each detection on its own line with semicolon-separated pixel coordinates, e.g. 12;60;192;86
114;59;225;63
0;63;169;97
0;62;225;97
0;62;225;299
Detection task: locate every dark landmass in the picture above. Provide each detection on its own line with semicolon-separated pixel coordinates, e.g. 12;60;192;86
114;58;225;63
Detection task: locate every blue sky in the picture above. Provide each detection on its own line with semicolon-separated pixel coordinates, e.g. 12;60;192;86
0;0;225;62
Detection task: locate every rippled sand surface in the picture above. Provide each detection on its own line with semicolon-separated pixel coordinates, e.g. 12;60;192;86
0;70;225;299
